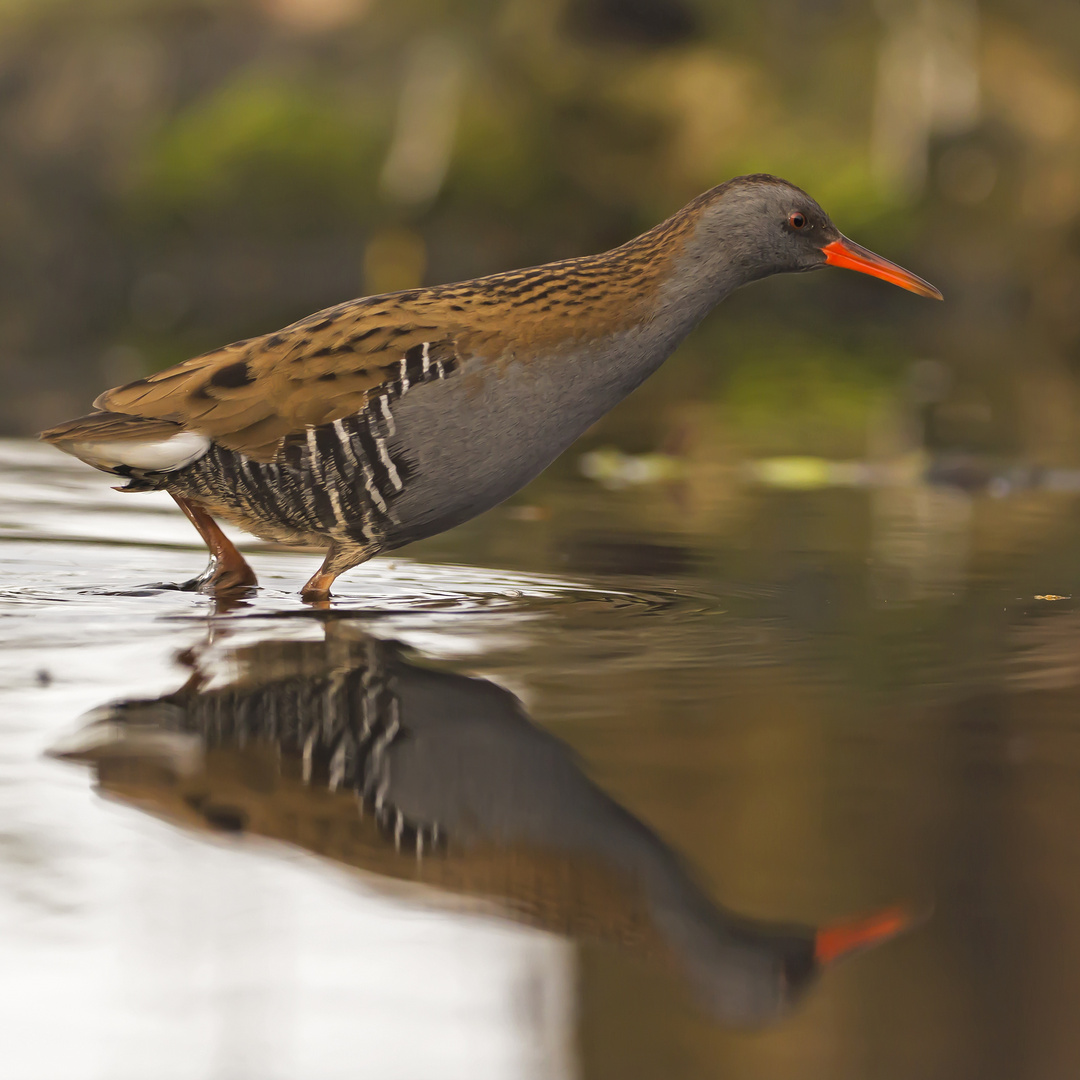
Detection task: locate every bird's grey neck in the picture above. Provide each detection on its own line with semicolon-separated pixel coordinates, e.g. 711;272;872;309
652;208;771;327
599;227;742;395
651;252;739;340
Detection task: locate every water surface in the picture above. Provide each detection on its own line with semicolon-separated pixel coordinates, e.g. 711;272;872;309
5;438;1080;1079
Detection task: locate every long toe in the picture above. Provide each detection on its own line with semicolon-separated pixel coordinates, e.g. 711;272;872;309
167;562;258;595
204;565;258;595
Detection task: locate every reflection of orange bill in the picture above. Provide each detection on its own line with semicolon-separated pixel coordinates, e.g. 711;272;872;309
823;238;943;300
814;904;914;966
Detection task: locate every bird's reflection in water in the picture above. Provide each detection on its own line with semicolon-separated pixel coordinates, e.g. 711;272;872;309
55;624;910;1027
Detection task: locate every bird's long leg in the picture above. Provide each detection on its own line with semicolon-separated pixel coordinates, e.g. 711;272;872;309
170;493;258;594
300;541;369;603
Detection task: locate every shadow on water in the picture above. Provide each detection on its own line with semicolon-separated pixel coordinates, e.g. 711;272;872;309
53;623;911;1028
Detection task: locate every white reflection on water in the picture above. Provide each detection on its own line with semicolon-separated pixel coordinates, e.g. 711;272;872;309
0;443;578;1080
1;816;574;1080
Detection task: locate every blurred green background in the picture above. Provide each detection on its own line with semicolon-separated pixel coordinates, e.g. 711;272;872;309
3;0;1078;473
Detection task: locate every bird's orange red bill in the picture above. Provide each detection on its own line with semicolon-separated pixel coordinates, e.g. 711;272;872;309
823;238;943;300
813;903;914;966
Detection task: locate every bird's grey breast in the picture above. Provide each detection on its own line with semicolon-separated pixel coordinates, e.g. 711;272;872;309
380;328;671;546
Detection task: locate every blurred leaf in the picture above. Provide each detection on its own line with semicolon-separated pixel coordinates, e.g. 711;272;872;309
134;70;387;231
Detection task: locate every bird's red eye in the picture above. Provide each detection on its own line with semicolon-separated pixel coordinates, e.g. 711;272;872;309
789;211;807;229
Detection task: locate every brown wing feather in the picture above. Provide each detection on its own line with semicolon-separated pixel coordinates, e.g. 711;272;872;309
95;298;466;462
40;411;187;444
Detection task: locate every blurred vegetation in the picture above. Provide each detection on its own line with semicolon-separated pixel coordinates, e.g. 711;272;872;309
2;0;1080;467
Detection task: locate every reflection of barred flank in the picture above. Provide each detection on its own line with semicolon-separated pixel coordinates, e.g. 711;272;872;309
162;652;443;855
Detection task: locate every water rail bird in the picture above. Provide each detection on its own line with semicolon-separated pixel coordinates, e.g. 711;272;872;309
40;174;941;600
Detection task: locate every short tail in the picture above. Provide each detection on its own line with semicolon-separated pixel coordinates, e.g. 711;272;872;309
39;411;211;476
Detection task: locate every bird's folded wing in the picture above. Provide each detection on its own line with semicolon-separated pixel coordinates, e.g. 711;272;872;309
93;298;464;462
40;412;188;443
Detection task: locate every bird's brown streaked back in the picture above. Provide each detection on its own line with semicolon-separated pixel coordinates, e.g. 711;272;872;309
89;203;709;462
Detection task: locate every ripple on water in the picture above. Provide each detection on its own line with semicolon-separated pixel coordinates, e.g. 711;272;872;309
0;441;777;680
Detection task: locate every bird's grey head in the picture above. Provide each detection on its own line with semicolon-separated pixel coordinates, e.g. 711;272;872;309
681;174;942;299
691;174;839;282
676;923;820;1026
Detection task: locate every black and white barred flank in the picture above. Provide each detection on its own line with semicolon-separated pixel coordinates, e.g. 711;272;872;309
166;340;458;545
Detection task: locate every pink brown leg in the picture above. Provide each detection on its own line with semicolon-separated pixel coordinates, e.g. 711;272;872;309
300;541;367;603
171;493;258;594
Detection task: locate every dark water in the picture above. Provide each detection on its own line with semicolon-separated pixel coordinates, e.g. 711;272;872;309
6;437;1080;1079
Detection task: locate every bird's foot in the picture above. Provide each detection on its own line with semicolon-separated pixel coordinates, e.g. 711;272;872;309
299;568;334;605
163;558;258;596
